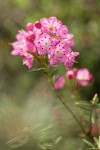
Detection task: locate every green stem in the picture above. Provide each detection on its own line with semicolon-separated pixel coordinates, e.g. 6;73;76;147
55;89;85;133
34;55;85;134
45;68;85;133
89;106;94;134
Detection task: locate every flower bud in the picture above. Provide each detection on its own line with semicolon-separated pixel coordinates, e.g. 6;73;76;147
66;70;74;80
54;76;65;90
91;123;99;136
35;21;42;29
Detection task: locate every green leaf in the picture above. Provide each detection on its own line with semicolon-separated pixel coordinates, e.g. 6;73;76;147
95;103;100;109
44;143;54;148
6;134;29;148
55;136;62;144
92;109;98;123
89;148;97;150
51;69;58;76
93;137;99;146
29;67;47;72
75;101;92;111
83;139;96;149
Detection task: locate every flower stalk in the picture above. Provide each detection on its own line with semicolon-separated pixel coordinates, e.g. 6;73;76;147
45;67;85;133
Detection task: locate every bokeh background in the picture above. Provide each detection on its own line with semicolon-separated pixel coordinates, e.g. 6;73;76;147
0;0;100;150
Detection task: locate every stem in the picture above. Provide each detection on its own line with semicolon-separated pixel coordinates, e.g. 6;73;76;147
34;55;85;133
55;89;85;133
45;69;85;133
89;106;94;134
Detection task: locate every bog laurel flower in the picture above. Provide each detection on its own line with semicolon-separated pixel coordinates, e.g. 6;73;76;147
11;16;79;69
76;68;93;86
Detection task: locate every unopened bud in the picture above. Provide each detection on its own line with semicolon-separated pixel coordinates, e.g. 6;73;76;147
91;93;98;106
35;21;42;29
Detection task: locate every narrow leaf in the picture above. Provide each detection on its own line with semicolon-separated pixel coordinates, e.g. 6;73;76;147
55;136;62;144
83;139;96;148
75;101;92;111
29;67;46;72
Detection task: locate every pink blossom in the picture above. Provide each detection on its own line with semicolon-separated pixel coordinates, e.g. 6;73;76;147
22;53;34;69
62;34;74;48
11;41;20;55
16;30;27;40
34;33;56;55
11;39;27;56
56;25;68;38
11;30;28;56
40;16;62;34
76;68;93;86
54;76;65;90
49;43;69;65
26;41;36;53
64;52;79;70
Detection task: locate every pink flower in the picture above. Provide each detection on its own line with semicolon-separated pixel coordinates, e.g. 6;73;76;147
11;30;28;56
49;43;66;64
22;53;34;69
11;39;27;56
56;25;68;38
54;76;65;90
34;33;56;55
26;41;36;53
16;30;27;40
64;52;79;70
40;16;62;34
76;68;93;86
62;34;74;47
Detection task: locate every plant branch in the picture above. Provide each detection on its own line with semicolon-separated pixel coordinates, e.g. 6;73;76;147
34;55;85;134
45;68;85;133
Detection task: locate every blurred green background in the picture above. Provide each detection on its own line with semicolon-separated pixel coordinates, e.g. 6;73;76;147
0;0;100;149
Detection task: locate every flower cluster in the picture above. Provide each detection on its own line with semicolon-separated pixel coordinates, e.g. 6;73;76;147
11;16;79;69
66;68;93;86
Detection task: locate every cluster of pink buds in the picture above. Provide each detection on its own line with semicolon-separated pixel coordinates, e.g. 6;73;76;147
66;68;93;86
11;16;79;69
